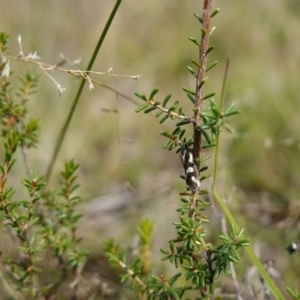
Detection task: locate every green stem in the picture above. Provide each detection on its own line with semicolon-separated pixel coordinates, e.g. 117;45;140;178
45;0;122;183
213;189;285;300
212;60;285;300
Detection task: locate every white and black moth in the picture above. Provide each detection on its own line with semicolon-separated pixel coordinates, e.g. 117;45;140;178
180;146;201;192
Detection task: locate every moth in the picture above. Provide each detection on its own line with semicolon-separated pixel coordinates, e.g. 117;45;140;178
180;146;201;192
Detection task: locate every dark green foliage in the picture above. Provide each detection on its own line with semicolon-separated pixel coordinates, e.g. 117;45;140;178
0;32;9;52
0;33;88;298
0;66;41;148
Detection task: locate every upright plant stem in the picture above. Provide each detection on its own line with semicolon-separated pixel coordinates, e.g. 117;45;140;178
45;0;122;183
193;0;212;169
212;61;285;300
212;58;229;187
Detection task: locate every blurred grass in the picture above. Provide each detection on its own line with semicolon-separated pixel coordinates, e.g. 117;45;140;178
1;0;300;296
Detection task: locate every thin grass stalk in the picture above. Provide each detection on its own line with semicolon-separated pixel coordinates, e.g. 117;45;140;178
212;61;285;300
45;0;122;182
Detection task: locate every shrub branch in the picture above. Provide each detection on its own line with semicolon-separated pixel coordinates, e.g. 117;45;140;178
193;0;212;169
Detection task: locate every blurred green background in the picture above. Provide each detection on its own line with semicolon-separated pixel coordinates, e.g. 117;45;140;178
1;0;300;297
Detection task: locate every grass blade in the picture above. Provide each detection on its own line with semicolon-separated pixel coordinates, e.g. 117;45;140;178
45;0;122;182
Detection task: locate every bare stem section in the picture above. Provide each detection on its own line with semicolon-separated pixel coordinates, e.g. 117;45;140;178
193;0;212;169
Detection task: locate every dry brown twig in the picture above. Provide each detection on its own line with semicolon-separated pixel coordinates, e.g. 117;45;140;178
6;34;142;101
193;0;212;170
9;54;141;96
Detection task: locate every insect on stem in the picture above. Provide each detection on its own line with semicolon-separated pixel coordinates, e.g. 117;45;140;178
180;146;201;192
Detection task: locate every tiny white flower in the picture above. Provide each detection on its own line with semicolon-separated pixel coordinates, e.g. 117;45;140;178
17;34;24;58
106;66;113;73
88;79;94;90
1;60;10;79
210;26;217;36
57;84;66;96
26;52;41;61
73;57;82;65
131;74;142;80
